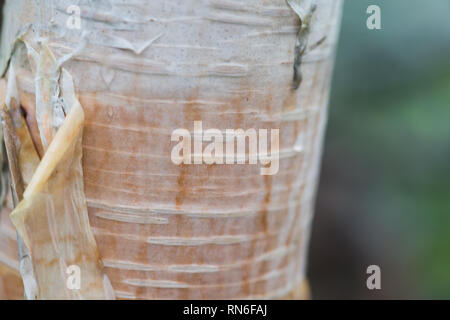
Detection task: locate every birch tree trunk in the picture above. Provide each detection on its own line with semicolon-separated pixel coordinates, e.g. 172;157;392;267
0;0;342;299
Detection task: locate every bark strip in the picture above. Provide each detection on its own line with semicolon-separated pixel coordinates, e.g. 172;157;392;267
10;101;115;299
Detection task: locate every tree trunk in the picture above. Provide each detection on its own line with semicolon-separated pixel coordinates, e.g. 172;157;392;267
0;0;342;299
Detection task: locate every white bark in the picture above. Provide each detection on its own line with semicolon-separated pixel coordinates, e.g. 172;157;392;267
0;0;342;299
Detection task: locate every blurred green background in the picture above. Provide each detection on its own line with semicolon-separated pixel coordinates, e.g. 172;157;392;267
309;0;450;299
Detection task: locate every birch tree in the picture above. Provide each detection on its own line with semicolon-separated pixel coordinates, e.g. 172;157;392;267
0;0;342;299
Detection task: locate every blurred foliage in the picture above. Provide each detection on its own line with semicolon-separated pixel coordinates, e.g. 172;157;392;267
310;0;450;299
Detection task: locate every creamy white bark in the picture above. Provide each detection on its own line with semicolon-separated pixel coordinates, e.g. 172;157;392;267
0;0;342;299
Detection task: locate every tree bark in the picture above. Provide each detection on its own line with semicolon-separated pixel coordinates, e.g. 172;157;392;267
0;0;342;299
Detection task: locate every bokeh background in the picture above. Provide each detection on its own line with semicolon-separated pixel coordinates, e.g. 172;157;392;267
309;0;450;299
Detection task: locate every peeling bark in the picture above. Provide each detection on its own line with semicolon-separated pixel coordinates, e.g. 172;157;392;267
10;102;114;299
0;0;342;299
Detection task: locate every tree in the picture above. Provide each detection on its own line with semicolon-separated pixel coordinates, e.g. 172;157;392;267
0;0;342;299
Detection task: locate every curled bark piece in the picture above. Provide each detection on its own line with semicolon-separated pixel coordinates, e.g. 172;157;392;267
10;102;114;299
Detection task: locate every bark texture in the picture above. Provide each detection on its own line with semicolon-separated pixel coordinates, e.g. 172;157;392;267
0;0;342;299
